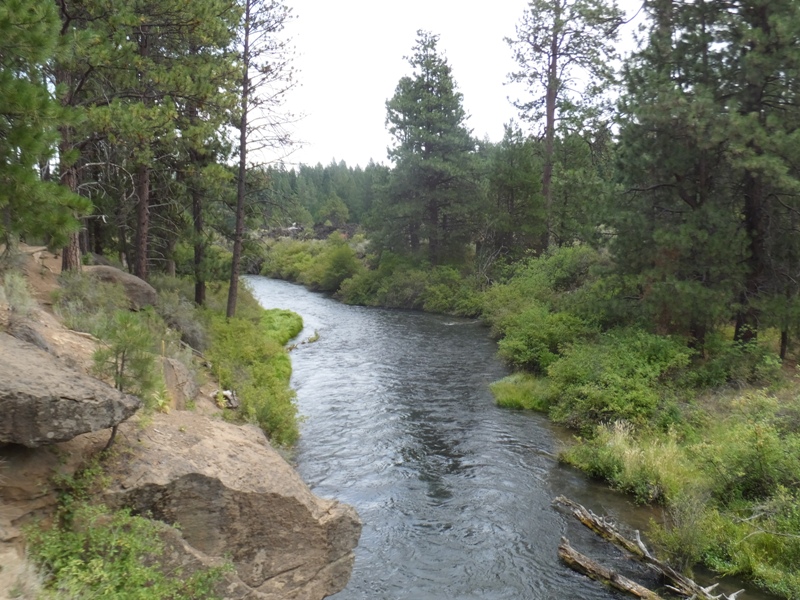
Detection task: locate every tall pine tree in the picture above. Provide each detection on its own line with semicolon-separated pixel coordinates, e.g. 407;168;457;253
384;31;477;265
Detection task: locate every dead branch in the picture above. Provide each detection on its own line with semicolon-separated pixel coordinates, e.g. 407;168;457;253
558;537;664;600
553;496;744;600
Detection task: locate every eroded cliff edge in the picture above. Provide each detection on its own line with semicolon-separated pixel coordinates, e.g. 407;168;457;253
0;248;361;599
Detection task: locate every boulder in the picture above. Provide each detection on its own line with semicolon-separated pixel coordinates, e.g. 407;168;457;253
0;333;142;447
7;314;52;353
104;412;362;600
83;265;157;309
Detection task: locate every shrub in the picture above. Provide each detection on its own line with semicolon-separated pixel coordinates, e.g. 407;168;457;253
480;245;604;335
53;271;130;334
648;489;714;574
497;304;595;373
546;329;691;430
695;404;800;503
302;236;363;292
700;488;800;598
684;333;783;388
27;503;225;599
2;271;35;315
261;238;320;281
420;266;481;316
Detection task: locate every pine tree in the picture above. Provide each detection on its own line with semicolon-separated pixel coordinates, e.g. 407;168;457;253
227;0;294;318
508;0;623;251
0;0;87;252
384;31;477;265
612;0;800;348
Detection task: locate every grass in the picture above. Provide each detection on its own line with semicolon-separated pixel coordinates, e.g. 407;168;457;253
559;389;800;597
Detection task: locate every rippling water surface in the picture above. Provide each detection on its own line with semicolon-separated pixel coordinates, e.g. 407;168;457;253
247;277;772;600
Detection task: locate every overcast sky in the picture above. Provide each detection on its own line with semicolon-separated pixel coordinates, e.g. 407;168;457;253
279;0;645;169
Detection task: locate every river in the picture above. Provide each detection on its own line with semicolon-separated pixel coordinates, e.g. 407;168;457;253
247;276;771;600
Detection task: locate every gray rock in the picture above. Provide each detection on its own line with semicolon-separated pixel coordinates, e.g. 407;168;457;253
104;412;362;600
7;315;52;354
83;265;157;310
0;333;142;447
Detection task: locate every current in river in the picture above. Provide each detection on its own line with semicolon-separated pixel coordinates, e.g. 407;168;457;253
247;277;771;600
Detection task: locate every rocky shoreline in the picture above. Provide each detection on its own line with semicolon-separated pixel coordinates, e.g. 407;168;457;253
0;248;361;599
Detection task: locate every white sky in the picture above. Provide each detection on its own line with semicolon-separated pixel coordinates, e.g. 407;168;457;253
280;0;645;169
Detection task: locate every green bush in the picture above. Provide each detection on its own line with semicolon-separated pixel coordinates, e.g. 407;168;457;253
301;235;363;292
420;266;481;316
497;303;595;372
261;238;320;281
695;393;800;503
684;333;783;388
700;488;800;599
54;271;130;334
546;329;691;430
27;503;225;599
648;489;714;574
480;245;604;335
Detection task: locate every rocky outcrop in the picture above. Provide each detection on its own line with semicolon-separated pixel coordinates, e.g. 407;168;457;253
162;357;198;411
83;265;157;309
0;333;142;447
104;412;362;600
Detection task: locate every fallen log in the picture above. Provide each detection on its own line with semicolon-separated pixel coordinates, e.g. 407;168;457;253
553;496;744;600
558;537;664;600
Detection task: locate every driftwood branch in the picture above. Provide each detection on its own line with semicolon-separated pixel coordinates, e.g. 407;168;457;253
553;496;744;600
558;537;664;600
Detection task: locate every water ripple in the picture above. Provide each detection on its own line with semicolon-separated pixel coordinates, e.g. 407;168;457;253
246;278;670;600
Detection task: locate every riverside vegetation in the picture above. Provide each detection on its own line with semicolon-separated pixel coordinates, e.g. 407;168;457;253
1;266;301;597
260;235;800;599
7;0;800;597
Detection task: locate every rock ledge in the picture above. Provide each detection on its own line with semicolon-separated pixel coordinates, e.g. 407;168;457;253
0;333;141;447
104;412;361;600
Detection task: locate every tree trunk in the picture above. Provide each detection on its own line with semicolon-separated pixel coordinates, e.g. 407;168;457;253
558;538;664;600
59;127;82;272
781;329;789;360
134;163;150;281
542;24;559;252
427;201;440;265
734;172;766;344
193;182;206;306
62;232;81;272
227;0;252;319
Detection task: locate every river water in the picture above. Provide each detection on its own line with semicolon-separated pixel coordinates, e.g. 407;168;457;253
247;277;771;600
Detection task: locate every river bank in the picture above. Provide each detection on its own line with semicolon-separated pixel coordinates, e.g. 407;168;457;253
0;248;360;599
247;276;778;600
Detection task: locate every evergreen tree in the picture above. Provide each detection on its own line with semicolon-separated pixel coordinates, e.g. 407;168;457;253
612;0;800;348
384;30;477;265
0;0;87;252
228;0;294;317
485;123;543;259
508;0;623;250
